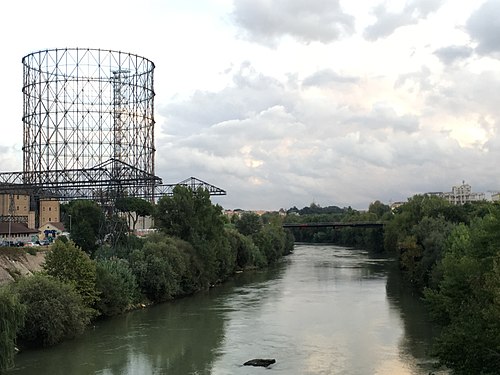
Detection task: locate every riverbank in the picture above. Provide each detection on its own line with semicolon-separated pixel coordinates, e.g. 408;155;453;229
0;249;46;285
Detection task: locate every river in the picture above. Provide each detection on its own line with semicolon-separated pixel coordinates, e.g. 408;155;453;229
9;244;447;374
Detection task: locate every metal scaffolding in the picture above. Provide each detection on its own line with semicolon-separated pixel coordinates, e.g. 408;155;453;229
0;48;225;222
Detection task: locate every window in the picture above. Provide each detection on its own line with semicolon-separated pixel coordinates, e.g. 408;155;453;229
49;207;52;212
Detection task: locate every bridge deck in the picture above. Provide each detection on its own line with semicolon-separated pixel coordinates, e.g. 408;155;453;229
283;222;384;229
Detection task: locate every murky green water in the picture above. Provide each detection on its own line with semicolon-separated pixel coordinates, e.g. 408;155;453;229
9;244;446;374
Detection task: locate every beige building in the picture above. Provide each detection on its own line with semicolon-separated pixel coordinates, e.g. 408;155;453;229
39;222;66;241
0;194;60;229
39;199;60;225
0;193;30;218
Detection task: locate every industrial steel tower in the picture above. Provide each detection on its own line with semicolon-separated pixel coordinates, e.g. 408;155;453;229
0;48;225;225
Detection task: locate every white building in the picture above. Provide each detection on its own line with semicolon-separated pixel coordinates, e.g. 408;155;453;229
440;182;485;205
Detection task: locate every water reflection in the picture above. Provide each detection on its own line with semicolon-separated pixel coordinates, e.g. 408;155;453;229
10;244;443;375
10;291;227;375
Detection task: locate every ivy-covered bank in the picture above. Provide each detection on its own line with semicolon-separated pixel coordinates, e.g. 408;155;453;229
0;186;294;373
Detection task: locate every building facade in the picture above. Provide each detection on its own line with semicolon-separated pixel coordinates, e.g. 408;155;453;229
437;182;485;205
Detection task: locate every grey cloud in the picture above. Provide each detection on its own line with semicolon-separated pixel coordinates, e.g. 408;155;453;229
364;0;444;41
231;0;354;46
434;45;474;64
156;63;500;211
466;0;500;55
302;69;359;87
345;104;420;134
159;63;295;136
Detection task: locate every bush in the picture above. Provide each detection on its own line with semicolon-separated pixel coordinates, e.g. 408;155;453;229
43;239;98;309
13;274;92;347
129;235;182;302
226;228;266;269
0;287;25;372
95;258;138;316
252;226;288;265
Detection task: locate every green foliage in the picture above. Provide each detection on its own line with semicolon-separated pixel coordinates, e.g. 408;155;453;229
368;200;391;219
251;225;290;265
407;216;455;288
154;186;229;285
94;235;146;260
226;228;266;269
13;274;92;347
384;198;500;374
0;287;25;373
235;212;263;236
43;239;98;309
95;258;138;316
424;208;500;374
64;200;105;255
129;233;205;302
115;196;153;232
284;203;385;250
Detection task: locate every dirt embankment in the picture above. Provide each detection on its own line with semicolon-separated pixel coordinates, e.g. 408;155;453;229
0;249;46;285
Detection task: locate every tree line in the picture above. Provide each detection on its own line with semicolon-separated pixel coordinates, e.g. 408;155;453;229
283;201;390;251
384;195;499;375
0;186;293;373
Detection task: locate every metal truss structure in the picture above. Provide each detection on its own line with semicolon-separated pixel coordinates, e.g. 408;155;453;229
0;48;225;214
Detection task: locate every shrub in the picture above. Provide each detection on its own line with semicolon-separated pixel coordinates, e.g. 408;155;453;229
43;239;98;309
0;287;25;372
13;274;92;347
226;228;266;269
129;236;181;302
95;258;138;316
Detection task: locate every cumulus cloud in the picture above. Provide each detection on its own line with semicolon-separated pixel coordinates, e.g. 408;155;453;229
466;0;500;55
364;0;444;41
434;45;474;64
231;0;354;46
156;60;500;210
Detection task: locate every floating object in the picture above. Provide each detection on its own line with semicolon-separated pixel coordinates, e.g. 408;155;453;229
243;359;276;367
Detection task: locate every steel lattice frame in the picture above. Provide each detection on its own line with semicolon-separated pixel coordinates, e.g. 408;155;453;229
0;48;225;224
22;48;156;200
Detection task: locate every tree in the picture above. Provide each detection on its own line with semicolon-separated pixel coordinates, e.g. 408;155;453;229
95;258;138;316
235;212;263;236
13;274;91;347
154;186;229;285
129;234;186;302
424;211;500;374
368;200;391;219
0;287;25;372
64;200;105;255
115;197;153;232
43;239;98;310
226;228;266;269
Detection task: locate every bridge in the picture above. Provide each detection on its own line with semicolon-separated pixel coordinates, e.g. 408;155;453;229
283;222;385;229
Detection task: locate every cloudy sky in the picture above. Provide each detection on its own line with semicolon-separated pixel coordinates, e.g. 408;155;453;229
1;0;500;210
